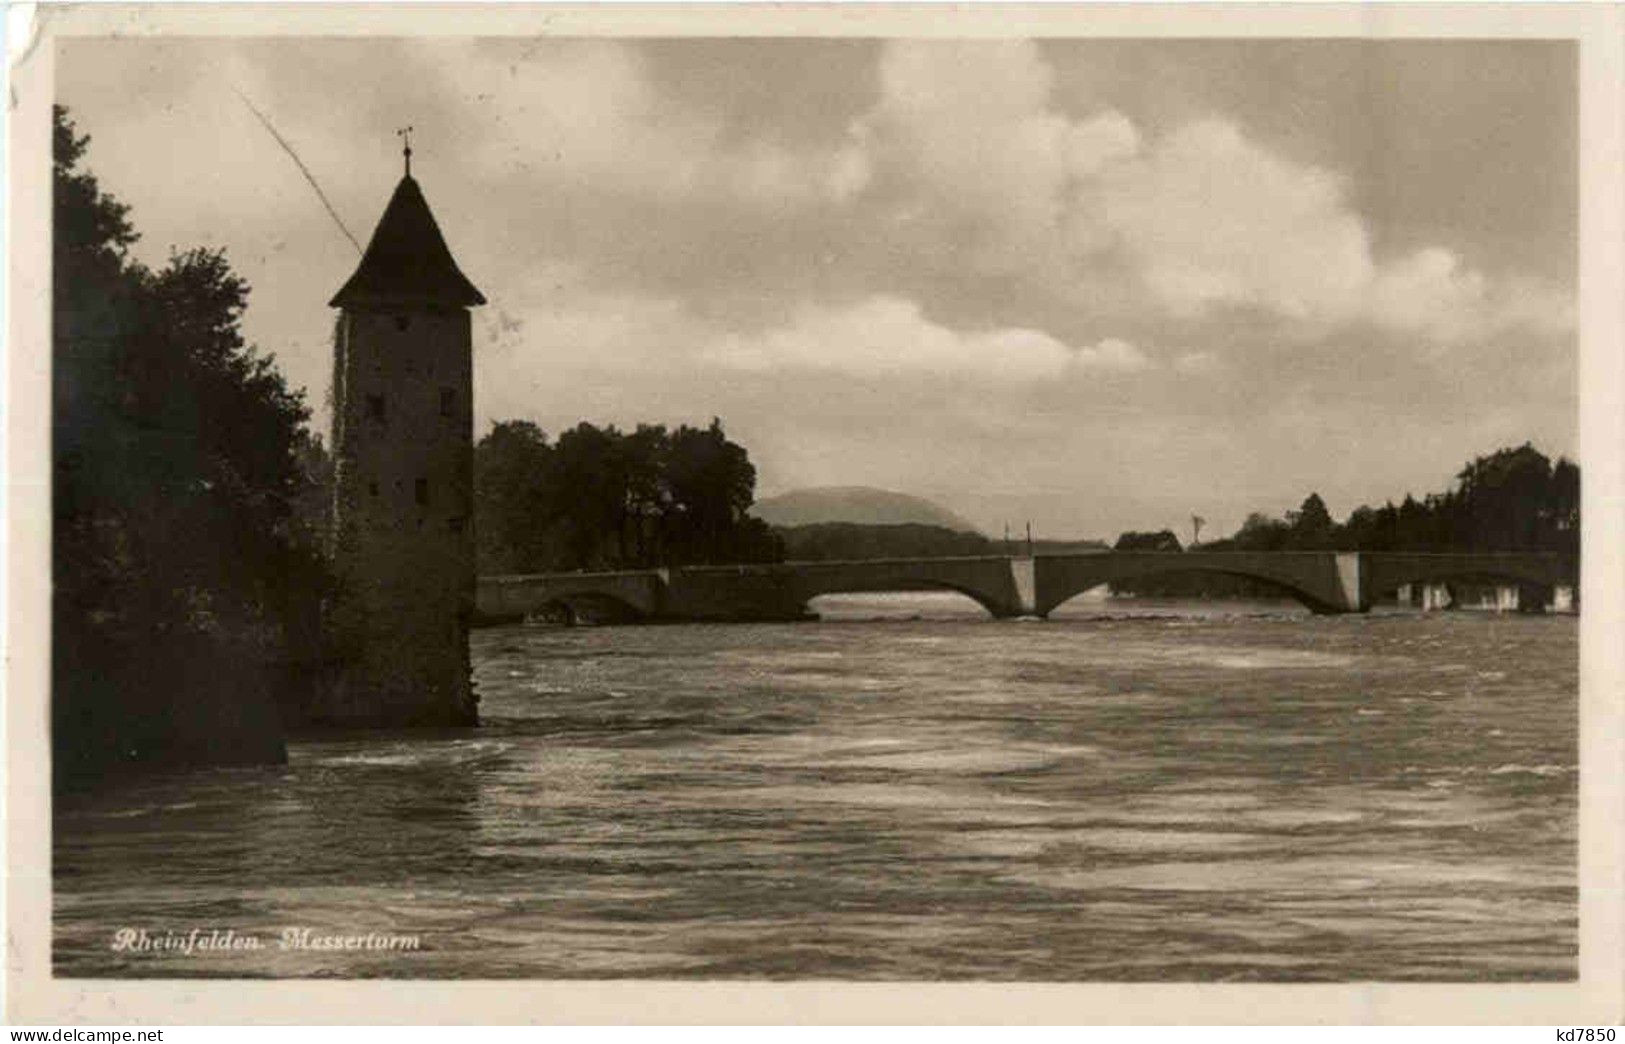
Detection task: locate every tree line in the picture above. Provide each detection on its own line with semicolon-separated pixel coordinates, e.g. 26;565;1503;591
1117;443;1578;555
475;419;783;574
53;106;329;783
1111;443;1579;596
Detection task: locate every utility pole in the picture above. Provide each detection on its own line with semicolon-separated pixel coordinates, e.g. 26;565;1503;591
1004;522;1011;556
1025;520;1033;558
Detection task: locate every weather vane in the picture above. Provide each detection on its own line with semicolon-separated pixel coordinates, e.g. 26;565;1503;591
396;125;414;176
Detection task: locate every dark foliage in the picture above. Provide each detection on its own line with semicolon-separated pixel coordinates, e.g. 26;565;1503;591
53;106;328;786
1113;529;1184;552
475;417;783;573
1120;444;1579;598
1212;445;1579;556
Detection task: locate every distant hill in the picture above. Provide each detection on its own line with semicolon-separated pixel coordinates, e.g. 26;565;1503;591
777;522;995;562
751;487;982;534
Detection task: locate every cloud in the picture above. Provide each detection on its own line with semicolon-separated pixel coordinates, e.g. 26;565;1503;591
704;296;1152;381
1173;350;1222;375
470;266;698;428
844;42;1571;344
1098;119;1374;320
1367;247;1576;343
1074;336;1154;373
54;37;1577;540
1100;122;1573;341
852;40;1138;275
444;39;865;213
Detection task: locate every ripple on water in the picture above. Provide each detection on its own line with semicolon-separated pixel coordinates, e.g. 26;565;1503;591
52;602;1577;980
1009;855;1561;894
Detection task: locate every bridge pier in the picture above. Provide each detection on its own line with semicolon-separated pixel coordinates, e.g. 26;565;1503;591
1516;583;1553;613
1333;552;1366;614
1010;556;1040;618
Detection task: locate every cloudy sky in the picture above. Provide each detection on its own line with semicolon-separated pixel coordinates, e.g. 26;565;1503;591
57;36;1576;539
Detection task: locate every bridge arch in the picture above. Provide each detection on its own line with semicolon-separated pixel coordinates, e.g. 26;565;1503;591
1033;553;1359;617
781;556;1028;619
477;571;664;624
1041;569;1334;616
1038;566;1339;617
527;591;648;626
799;578;1017;619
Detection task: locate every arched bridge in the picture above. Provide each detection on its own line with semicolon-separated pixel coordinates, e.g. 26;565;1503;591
477;551;1576;623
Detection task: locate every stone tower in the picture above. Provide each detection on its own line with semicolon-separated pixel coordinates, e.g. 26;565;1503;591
323;151;485;726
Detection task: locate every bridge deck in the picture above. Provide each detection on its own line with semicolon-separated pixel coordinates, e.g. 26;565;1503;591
476;551;1575;622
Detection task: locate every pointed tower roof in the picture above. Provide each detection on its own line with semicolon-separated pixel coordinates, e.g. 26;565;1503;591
330;175;486;309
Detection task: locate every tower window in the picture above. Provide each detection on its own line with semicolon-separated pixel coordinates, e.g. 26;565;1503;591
366;394;386;422
415;478;429;506
439;387;456;417
395;315;411;332
367;480;379;497
448;516;466;534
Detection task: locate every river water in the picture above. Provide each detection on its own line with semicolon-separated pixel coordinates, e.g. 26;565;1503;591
53;594;1577;980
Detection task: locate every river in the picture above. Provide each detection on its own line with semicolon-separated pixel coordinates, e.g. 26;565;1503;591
53;594;1577;980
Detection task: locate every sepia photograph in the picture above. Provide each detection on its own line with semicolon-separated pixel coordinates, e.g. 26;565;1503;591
6;1;1625;1026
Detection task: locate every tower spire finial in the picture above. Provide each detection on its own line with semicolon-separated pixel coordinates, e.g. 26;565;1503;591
396;125;414;177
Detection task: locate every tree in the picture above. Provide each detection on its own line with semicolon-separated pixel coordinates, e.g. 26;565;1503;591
1451;443;1559;550
1343;502;1398;552
616;424;665;565
1205;445;1579;558
473;416;783;572
1233;511;1292;551
663;418;761;564
1114;529;1183;552
1288;492;1334;548
1548;457;1580;554
551;421;626;569
473;421;559;574
53;106;322;783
